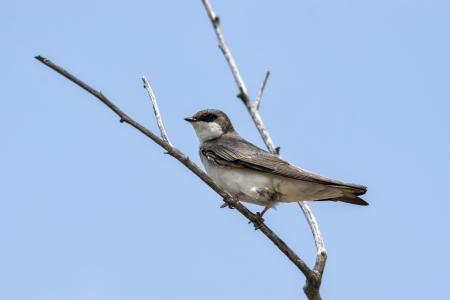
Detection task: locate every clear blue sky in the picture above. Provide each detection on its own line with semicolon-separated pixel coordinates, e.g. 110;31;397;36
2;0;450;299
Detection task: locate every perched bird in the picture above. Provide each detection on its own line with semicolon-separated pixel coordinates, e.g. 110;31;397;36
185;109;368;216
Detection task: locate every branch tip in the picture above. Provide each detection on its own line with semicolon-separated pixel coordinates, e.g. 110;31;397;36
34;55;45;62
142;75;172;145
255;71;270;110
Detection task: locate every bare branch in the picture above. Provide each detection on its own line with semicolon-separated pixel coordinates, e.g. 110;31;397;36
201;0;247;96
201;0;278;154
142;75;171;145
201;2;327;298
255;71;270;110
35;55;314;281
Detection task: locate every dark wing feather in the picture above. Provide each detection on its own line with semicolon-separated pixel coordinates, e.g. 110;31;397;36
201;134;367;195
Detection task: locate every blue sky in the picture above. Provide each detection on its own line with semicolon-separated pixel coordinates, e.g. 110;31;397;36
2;0;450;299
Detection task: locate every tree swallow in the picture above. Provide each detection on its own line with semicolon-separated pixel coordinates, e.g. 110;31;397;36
185;109;368;215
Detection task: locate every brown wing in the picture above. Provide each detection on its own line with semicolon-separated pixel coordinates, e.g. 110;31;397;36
201;134;367;195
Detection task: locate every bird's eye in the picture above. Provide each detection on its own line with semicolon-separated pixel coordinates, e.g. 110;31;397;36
198;113;217;122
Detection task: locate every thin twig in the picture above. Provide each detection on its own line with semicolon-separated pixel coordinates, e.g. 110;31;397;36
255;71;270;110
298;202;327;274
201;0;247;96
201;0;278;154
35;54;314;281
142;75;171;145
201;1;326;298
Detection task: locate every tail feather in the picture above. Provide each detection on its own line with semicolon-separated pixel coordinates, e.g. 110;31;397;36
315;196;369;206
339;186;369;205
332;184;367;197
338;194;369;206
315;185;369;206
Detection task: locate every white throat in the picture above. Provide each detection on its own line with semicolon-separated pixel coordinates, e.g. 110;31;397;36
193;121;224;142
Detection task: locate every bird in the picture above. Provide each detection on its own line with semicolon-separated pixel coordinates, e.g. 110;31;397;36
185;109;368;217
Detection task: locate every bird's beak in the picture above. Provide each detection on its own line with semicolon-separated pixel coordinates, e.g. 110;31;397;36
184;117;197;123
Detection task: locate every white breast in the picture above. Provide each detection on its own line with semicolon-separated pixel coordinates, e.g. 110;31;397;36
201;156;277;206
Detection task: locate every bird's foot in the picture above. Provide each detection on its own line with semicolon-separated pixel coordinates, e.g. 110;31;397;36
248;206;270;230
252;212;265;230
220;192;244;209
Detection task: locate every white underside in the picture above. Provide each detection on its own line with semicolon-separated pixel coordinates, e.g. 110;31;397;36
201;157;344;207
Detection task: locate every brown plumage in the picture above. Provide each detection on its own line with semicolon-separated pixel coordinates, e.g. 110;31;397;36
201;133;368;206
186;109;368;207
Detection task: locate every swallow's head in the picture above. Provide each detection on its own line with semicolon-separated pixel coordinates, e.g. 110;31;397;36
185;109;235;142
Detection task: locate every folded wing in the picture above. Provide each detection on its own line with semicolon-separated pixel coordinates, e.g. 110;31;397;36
201;134;368;205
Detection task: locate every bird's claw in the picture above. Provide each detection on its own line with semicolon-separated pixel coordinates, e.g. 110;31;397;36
220;193;244;209
249;212;265;230
220;202;234;209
